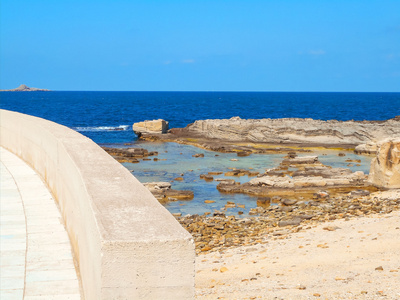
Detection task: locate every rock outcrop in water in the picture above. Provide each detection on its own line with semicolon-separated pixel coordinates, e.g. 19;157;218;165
0;84;50;92
102;147;158;163
217;154;373;199
182;116;400;146
369;138;400;188
143;182;194;203
132;119;169;134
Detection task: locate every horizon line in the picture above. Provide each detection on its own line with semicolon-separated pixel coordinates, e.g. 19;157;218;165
2;90;400;93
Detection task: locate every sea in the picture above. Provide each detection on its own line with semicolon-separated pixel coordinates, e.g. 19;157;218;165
1;91;399;216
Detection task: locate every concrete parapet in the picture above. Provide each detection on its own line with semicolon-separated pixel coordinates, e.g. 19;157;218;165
0;109;195;299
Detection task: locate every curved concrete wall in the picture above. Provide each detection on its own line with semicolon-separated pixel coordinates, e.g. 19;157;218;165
0;109;195;299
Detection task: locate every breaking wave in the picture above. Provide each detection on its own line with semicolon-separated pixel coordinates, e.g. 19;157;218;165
73;125;130;132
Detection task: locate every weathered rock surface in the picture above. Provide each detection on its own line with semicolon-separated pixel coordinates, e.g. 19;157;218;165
281;155;319;165
217;155;373;199
182;116;400;146
177;189;400;254
354;142;378;155
0;84;50;92
102;147;158;163
143;181;194;203
368;138;400;188
143;182;172;193
132;119;169;134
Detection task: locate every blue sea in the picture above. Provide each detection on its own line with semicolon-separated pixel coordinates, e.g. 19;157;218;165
1;92;399;145
1;91;399;216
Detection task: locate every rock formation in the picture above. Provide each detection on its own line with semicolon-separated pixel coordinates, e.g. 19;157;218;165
0;84;50;91
217;154;374;199
182;116;400;146
368;138;400;188
143;182;194;203
354;142;378;155
102;147;158;163
132;119;169;134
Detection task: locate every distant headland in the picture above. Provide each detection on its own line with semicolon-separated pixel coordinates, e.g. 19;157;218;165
0;84;50;92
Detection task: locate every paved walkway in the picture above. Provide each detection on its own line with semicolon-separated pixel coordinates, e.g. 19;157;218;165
0;147;82;299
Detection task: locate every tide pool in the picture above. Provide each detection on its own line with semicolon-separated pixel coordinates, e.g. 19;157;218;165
123;142;372;217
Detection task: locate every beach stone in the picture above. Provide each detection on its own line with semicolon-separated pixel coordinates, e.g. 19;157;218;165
208;171;223;175
213;211;225;217
314;190;330;199
355;142;378;155
257;197;271;207
369;138;400;188
132;119;169;134
273;229;289;236
203;175;214;181
225;201;236;208
281;198;297;206
323;226;340;231
297;285;307;290
237;151;251;157
351;189;370;196
165;189;194;200
143;182;171;193
192;153;205;158
282;155;319;165
278;218;302;227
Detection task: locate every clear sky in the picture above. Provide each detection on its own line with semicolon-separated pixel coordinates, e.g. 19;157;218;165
1;0;399;91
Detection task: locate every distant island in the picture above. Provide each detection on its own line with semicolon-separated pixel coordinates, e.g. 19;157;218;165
0;84;50;92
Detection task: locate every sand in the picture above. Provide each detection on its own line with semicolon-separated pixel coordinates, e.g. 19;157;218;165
195;191;400;300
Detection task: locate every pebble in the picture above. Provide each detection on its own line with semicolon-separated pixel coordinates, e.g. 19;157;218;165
176;191;400;254
297;284;307;290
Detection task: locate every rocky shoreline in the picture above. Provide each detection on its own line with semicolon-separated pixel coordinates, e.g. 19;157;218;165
136;116;400;155
177;189;400;255
195;207;400;299
104;120;400;298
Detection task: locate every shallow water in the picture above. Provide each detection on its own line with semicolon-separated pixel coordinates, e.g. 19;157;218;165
0;91;380;216
123;142;372;217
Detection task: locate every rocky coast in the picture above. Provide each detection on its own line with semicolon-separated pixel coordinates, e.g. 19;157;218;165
134;122;399;298
137;116;400;155
106;119;400;298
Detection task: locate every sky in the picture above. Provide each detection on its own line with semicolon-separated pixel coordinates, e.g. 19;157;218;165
1;0;399;92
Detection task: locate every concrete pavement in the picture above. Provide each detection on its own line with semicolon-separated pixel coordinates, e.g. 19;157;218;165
1;147;82;299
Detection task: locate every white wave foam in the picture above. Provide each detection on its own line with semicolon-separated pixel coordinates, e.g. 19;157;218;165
73;125;130;132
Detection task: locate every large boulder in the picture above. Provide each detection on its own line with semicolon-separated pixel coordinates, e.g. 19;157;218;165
132;119;169;134
368;138;400;188
354;142;378;155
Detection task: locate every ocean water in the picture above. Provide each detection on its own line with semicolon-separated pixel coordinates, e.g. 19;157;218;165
1;91;399;145
1;91;397;216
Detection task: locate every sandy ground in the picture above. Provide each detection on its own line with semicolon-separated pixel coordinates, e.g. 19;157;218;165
195;192;400;299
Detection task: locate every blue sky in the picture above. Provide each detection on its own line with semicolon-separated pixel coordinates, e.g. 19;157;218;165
1;0;399;91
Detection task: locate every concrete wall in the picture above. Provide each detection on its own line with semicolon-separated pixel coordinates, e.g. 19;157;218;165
0;109;195;299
